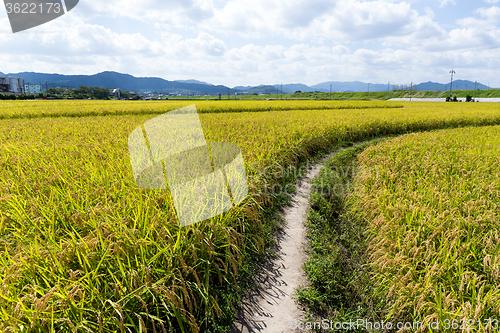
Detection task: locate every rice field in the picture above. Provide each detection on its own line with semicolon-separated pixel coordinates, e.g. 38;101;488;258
345;126;500;332
0;100;402;120
1;100;500;332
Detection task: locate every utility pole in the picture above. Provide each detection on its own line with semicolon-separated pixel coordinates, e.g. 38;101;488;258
474;81;477;101
449;68;455;98
330;84;332;100
228;87;230;100
388;82;390;91
281;84;282;100
410;82;412;101
368;83;370;93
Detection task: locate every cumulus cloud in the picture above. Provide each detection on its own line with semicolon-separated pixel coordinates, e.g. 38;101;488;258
74;0;215;29
204;0;446;45
2;0;500;87
183;33;227;56
434;6;500;51
475;6;500;21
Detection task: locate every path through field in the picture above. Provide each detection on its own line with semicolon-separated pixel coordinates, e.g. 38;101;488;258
232;149;344;332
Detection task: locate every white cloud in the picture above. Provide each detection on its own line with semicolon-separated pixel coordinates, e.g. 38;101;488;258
476;6;500;21
424;6;435;19
2;0;500;87
204;0;445;45
439;0;456;7
74;0;215;30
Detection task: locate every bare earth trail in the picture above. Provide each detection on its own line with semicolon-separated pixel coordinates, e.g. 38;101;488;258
232;148;346;333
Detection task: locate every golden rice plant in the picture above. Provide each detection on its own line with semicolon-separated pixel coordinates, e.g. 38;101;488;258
2;101;500;331
346;125;500;332
0;99;402;120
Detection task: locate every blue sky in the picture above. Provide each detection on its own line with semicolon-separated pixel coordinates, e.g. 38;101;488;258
1;0;500;87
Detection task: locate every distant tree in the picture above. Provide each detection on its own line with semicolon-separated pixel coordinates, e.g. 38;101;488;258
72;85;91;99
120;91;132;99
70;85;110;99
16;94;32;100
294;90;302;94
91;87;111;100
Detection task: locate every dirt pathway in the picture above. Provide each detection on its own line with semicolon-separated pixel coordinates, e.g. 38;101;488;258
232;151;339;333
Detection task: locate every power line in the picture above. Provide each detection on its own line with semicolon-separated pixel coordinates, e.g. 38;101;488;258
449;68;456;98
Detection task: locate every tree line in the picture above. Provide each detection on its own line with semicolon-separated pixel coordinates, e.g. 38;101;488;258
0;85;137;100
47;85;135;99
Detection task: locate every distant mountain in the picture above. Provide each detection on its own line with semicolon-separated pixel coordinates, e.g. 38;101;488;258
7;71;230;95
233;85;253;90
232;80;491;94
416;80;489;91
233;85;277;94
310;81;389;92
3;71;491;94
233;82;388;94
174;79;213;86
274;84;314;94
308;80;489;92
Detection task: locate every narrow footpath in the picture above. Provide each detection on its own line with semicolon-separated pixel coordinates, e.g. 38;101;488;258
232;150;341;333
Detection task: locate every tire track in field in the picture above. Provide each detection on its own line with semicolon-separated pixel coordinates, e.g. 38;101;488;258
232;147;353;333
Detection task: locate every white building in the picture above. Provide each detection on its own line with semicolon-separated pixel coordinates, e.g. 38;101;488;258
25;84;42;94
109;88;120;97
0;77;25;93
